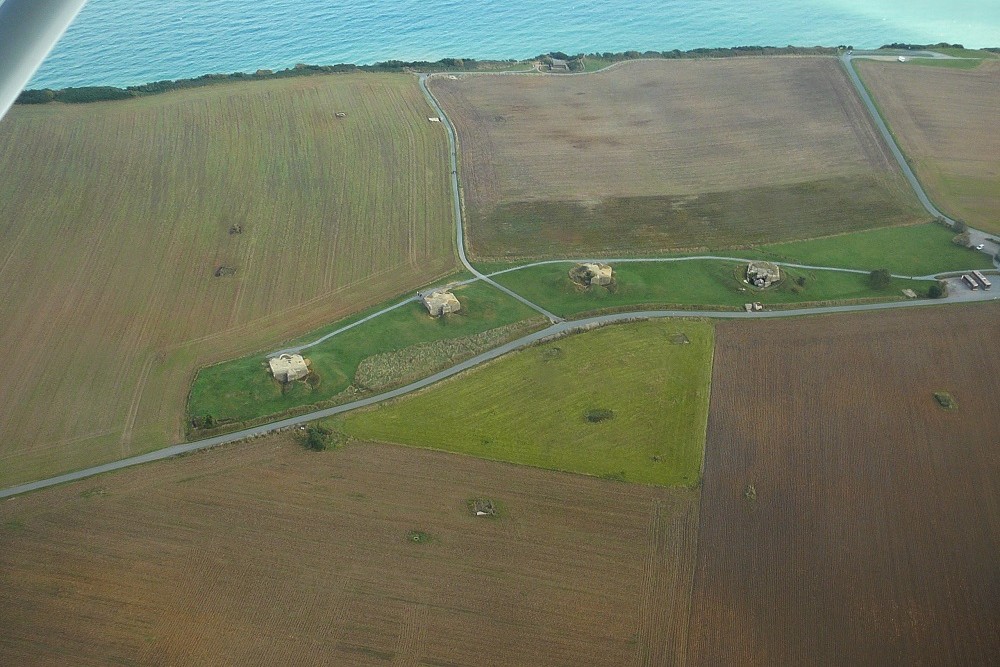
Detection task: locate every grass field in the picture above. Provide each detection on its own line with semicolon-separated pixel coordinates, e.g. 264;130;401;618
753;222;995;275
488;261;931;318
855;59;1000;234
188;281;542;427
432;57;924;258
343;320;714;487
0;73;456;487
0;438;699;666
688;304;1000;665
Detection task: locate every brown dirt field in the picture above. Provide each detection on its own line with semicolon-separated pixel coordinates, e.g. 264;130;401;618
856;60;1000;234
432;58;924;258
0;438;699;666
688;303;1000;665
0;73;456;487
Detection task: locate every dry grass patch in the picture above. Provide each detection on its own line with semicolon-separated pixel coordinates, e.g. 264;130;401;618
0;74;456;486
432;57;923;258
856;59;1000;233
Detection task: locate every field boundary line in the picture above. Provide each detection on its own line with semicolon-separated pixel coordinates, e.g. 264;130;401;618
418;73;563;323
634;499;663;667
6;297;999;498
119;353;156;456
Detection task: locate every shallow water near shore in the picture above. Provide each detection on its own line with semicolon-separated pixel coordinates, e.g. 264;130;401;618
26;0;1000;89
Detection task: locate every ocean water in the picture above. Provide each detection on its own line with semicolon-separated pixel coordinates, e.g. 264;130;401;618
25;0;1000;89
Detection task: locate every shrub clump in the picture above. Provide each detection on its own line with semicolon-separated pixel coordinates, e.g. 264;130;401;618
933;392;957;409
302;425;338;451
868;268;892;290
584;408;615;423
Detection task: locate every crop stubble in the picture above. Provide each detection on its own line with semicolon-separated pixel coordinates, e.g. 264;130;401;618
688;304;1000;665
0;439;698;666
855;59;1000;233
432;57;923;258
0;73;456;486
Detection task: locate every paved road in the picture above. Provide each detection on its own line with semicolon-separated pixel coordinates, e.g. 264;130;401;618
842;54;999;267
418;73;562;324
5;291;997;500
5;58;998;499
842;54;951;223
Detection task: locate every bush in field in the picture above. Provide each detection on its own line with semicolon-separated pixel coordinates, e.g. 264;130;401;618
584;408;614;423
927;281;947;298
303;425;335;451
868;268;892;290
952;231;971;247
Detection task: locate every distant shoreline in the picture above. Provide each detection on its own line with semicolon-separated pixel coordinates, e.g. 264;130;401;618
19;44;844;105
18;41;996;107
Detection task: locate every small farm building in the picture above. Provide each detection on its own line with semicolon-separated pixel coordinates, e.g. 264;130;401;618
746;261;781;288
570;262;614;287
420;290;461;317
269;353;309;383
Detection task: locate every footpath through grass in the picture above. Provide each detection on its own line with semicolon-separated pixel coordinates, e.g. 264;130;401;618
475;223;991;279
188;282;542;429
342;320;714;487
490;260;931;319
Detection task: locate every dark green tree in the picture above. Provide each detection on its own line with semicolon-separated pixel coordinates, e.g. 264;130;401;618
869;268;892;290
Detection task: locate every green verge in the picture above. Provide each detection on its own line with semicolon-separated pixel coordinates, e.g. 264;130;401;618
342;320;714;487
489;261;930;319
187;281;541;429
904;58;983;70
751;223;994;275
474;223;991;281
927;47;1000;59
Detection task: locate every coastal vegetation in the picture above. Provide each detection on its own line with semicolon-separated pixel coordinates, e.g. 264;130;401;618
343;320;715;487
16;45;839;105
0;73;455;486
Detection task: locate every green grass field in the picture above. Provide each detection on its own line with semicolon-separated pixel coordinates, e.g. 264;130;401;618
752;223;994;275
0;72;456;486
488;261;931;319
188;282;542;428
473;222;990;281
342;320;714;487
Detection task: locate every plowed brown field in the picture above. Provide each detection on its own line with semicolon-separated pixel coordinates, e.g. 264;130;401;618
432;57;924;258
689;304;1000;665
0;438;699;666
856;59;1000;234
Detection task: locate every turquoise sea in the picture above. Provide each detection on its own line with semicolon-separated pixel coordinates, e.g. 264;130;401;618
26;0;1000;89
